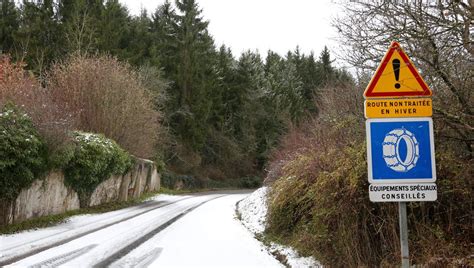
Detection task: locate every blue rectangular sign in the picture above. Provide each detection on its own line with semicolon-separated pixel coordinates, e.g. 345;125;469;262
366;117;436;183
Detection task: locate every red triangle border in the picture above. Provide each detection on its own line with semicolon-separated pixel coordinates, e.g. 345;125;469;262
364;41;432;98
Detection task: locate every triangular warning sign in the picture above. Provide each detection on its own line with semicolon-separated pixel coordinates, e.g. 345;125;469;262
364;41;432;98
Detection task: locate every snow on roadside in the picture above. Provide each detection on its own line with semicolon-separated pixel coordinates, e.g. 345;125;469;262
238;187;268;234
268;243;320;268
237;187;321;268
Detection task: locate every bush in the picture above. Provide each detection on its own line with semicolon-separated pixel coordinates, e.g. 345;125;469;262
238;176;262;188
47;54;162;158
0;55;73;154
161;171;204;190
266;85;472;266
161;170;262;190
0;103;46;201
63;131;132;207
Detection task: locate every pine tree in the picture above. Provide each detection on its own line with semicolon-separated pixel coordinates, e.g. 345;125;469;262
174;0;214;105
0;0;19;54
281;58;304;122
319;45;334;84
300;52;320;113
150;0;177;75
232;50;268;155
125;9;152;65
211;45;236;132
168;0;217;151
15;0;62;73
97;0;130;58
266;50;305;123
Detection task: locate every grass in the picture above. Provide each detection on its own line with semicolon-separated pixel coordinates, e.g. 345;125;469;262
157;187;196;195
159;186;250;195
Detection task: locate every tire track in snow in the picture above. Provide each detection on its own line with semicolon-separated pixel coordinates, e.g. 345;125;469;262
111;248;163;268
95;195;226;267
29;244;97;268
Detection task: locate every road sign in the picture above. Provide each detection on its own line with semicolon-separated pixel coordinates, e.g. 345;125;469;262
369;183;437;202
364;41;432;98
365;98;432;118
366;117;436;183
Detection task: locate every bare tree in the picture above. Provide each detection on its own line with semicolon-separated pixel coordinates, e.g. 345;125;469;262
64;7;96;55
333;0;473;156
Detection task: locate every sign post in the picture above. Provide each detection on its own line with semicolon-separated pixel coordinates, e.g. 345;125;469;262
399;202;409;268
363;41;437;267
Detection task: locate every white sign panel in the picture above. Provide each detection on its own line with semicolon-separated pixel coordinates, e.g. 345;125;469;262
369;183;437;202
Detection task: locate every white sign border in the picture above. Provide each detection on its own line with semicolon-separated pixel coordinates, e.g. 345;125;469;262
366;117;436;183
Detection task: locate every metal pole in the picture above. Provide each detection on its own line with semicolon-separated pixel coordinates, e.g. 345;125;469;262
398;202;410;268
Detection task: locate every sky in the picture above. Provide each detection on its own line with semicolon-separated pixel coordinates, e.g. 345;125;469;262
120;0;342;61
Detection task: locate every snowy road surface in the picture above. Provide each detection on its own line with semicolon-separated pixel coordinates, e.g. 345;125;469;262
0;190;283;268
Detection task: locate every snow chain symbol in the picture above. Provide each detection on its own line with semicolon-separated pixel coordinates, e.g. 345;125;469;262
382;128;419;172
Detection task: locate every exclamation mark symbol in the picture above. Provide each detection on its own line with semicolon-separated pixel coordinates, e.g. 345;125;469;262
392;59;401;89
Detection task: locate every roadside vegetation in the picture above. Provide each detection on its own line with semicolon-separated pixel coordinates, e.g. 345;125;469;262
265;1;472;266
0;55;155;210
265;85;471;266
0;103;46;202
62;132;133;207
161;171;262;190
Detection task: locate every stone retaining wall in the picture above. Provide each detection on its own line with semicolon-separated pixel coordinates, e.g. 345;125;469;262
0;158;160;226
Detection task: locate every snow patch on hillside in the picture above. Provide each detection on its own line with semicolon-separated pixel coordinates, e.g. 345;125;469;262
237;187;321;268
268;243;320;268
238;187;268;234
